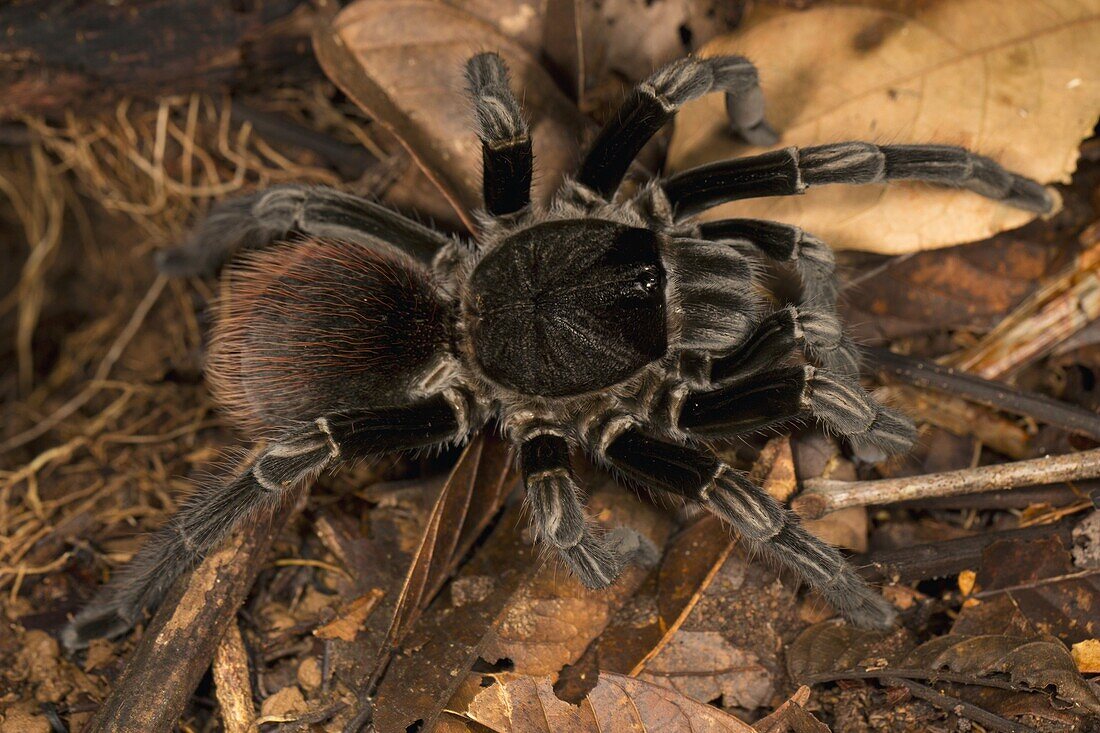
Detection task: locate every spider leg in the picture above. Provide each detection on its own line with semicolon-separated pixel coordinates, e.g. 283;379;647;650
63;394;471;650
577;55;776;199
521;434;658;588
678;364;915;458
664;143;1055;220
698;219;838;307
157;185;449;276
709;305;860;381
465;53;533;217
595;427;896;628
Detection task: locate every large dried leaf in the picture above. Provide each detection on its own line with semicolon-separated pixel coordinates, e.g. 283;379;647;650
960;535;1100;645
904;634;1100;715
379;433;517;663
841;228;1077;341
788;620;1100;716
373;503;536;733
458;672;757;732
482;483;673;676
668;0;1100;254
314;0;588;229
636;630;773;710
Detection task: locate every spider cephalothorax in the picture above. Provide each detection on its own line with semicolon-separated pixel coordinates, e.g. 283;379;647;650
65;52;1053;649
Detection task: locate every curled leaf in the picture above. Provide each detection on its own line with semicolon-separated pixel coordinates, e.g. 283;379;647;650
668;1;1100;253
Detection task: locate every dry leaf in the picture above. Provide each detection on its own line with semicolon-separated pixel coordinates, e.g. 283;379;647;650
841;230;1075;341
1071;639;1100;674
379;433;516;654
315;0;588;228
668;0;1100;254
635;630;773;710
372;504;536;733
482;483;673;676
460;672;758;732
905;634;1100;715
969;536;1100;644
788;620;1100;716
313;588;384;641
751;686;829;733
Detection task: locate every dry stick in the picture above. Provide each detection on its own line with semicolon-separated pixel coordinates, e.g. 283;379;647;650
0;274;168;454
793;448;1100;520
865;346;1100;440
887;678;1038;733
84;491;304;733
212;621;257;733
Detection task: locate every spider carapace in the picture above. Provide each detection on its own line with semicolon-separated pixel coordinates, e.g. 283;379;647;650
65;51;1054;650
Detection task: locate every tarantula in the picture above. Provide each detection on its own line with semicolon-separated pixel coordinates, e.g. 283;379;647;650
64;52;1052;649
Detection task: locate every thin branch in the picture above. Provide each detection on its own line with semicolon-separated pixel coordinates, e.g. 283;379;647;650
888;678;1038;733
84;491;305;732
865;346;1100;440
793;448;1100;519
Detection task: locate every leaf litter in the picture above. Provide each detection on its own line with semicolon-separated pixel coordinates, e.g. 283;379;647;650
1;0;1100;732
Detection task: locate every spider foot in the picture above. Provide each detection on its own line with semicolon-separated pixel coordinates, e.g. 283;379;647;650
806;368;915;457
817;570;898;630
561;527;658;589
63;597;138;652
157;189;283;276
795;307;861;377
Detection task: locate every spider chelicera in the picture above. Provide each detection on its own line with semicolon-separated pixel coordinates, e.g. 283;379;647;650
64;52;1053;649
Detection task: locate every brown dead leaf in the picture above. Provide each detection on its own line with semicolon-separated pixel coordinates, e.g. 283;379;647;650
788;620;1100;716
315;0;588;229
636;630;773;710
313;588;384;641
379;432;517;657
373;501;537;733
751;686;829;733
905;634;1100;715
460;672;758;732
1070;638;1100;673
968;535;1100;644
668;1;1100;254
482;483;673;677
841;229;1076;342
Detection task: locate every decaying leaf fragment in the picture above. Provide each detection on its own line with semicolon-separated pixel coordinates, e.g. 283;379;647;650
457;672;758;732
788;620;1100;717
668;0;1100;254
315;0;588;229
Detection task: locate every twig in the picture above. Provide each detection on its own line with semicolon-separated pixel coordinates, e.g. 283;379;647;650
212;621;257;733
865;346;1100;440
0;274;167;455
793;448;1100;519
84;491;305;732
887;678;1038;733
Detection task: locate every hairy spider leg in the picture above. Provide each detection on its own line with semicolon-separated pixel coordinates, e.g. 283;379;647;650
465;53;534;217
698;218;839;309
63;396;469;651
157;184;448;276
577;55;776;199
680;363;915;458
594;427;897;628
663;143;1055;220
706;303;859;380
520;434;658;589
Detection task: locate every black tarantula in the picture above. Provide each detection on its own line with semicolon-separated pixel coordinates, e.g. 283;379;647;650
64;52;1053;649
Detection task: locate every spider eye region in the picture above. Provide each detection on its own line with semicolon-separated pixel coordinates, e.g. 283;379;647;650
466;219;669;396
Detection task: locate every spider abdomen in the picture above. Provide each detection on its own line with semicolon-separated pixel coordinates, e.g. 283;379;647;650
463;219;668;397
209;238;452;432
